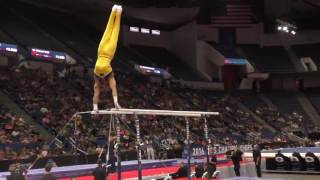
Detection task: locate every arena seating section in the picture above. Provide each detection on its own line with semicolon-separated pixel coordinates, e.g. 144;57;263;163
0;103;43;160
240;45;296;73
1;67;314;162
0;1;319;170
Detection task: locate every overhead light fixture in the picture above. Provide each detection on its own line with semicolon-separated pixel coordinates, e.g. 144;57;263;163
141;28;150;34
276;19;298;35
151;30;160;35
129;26;139;32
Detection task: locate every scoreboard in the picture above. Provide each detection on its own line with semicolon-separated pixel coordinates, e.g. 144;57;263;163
0;42;18;56
30;48;66;63
134;65;163;76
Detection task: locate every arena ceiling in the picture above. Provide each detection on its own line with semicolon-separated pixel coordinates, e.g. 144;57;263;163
17;0;199;29
304;0;320;8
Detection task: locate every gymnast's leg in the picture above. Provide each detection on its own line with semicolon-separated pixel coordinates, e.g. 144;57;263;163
97;6;117;55
105;7;122;58
97;5;122;60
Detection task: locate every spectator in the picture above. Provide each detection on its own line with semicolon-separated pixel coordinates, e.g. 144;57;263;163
165;162;188;179
146;138;155;160
231;146;243;177
194;163;204;178
6;164;26;180
203;155;218;178
92;159;107;180
252;145;261;177
40;163;56;180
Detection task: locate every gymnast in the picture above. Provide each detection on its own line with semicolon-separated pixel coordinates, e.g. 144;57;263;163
93;4;122;111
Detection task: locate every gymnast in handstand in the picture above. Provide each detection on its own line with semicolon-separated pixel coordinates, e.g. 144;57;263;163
93;4;122;111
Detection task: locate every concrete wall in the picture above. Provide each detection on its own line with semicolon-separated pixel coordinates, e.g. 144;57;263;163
304;77;320;88
171;22;197;68
270;76;320;90
197;25;219;42
236;24;263;45
196;40;225;81
271;78;296;90
0;56;8;66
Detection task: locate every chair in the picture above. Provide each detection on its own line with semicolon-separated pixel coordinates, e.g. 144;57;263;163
201;172;208;178
212;170;221;178
305;156;315;171
275;156;285;170
191;172;196;178
201;170;221;179
290;156;300;171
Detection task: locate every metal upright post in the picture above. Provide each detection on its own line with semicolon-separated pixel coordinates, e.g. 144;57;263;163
135;114;143;180
185;117;191;180
74;116;78;165
116;115;122;180
203;116;211;180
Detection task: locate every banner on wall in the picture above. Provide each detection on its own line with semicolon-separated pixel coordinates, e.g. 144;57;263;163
182;144;253;158
224;58;248;65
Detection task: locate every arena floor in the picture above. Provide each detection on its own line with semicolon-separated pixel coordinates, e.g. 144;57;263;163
59;160;251;180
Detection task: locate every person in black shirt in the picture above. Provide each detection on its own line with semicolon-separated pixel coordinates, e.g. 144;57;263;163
6;173;25;180
169;162;188;179
205;155;217;178
107;133;117;173
40;163;56;180
194;163;204;178
7;164;26;180
92;159;107;180
252;145;261;177
231;147;243;177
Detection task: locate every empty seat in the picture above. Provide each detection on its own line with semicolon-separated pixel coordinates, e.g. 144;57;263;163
305;156;316;171
275;156;286;170
290;156;301;171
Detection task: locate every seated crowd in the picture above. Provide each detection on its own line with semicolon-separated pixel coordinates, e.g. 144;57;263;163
0;67;313;161
0;104;43;160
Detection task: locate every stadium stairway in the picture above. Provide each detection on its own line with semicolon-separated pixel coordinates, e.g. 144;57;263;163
265;91;317;135
296;92;320;127
258;94;276;108
284;45;306;73
229;96;276;133
231;94;307;142
0;91;51;137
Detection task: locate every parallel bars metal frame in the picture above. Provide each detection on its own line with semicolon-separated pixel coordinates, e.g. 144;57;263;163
75;108;219;180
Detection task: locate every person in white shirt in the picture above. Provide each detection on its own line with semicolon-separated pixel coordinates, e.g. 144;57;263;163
146;139;155;160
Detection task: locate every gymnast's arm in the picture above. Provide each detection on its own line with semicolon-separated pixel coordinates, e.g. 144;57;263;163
108;72;121;109
93;76;101;111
